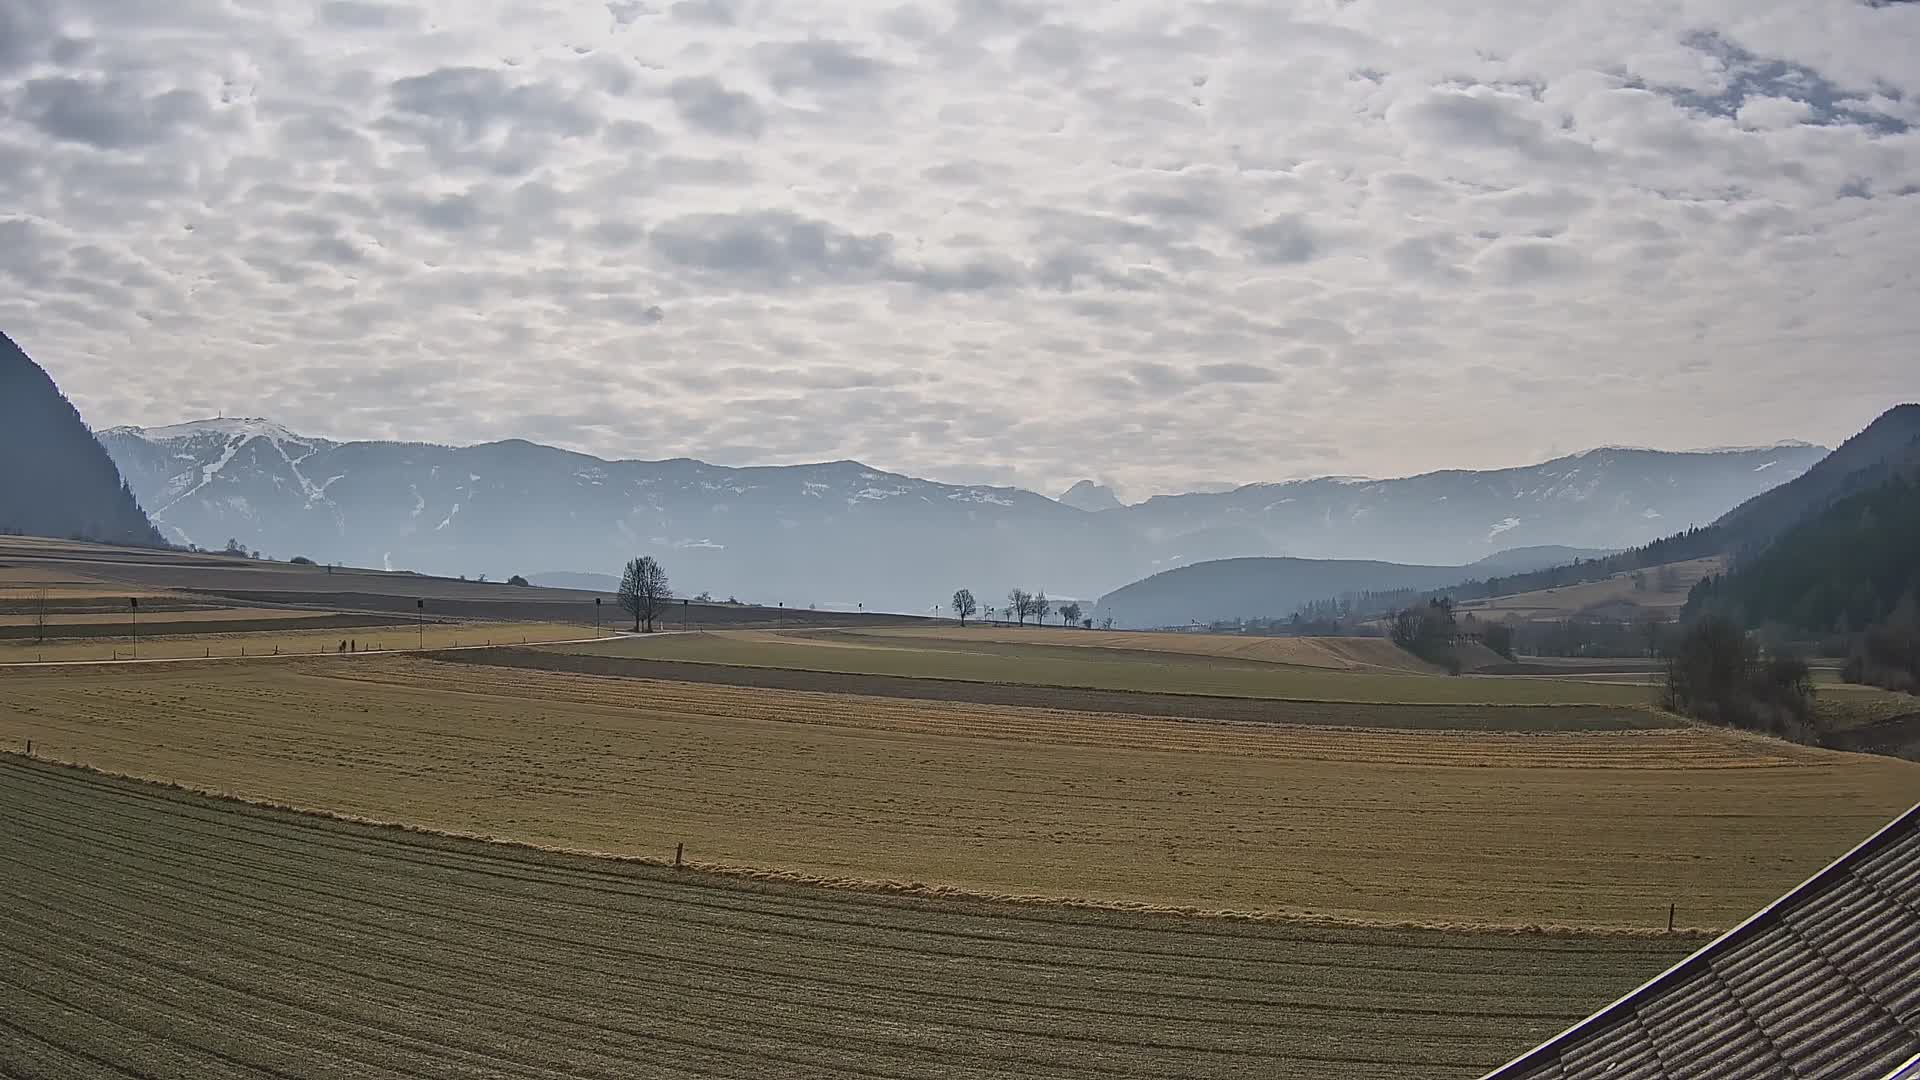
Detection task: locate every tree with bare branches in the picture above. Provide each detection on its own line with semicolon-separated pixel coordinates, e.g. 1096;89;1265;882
619;556;673;632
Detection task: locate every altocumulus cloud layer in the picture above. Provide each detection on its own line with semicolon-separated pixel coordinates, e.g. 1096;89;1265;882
2;0;1917;495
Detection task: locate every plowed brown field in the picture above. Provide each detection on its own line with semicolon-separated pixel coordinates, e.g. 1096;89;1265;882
3;656;1912;929
0;757;1697;1079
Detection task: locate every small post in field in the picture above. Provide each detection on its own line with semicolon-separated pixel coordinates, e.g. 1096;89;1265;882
1667;903;1675;932
675;843;684;869
24;740;31;757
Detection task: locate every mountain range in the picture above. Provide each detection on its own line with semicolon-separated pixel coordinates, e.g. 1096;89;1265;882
1;332;162;548
97;416;1826;613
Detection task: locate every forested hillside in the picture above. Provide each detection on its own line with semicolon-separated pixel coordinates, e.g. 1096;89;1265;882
1685;471;1920;635
0;332;163;547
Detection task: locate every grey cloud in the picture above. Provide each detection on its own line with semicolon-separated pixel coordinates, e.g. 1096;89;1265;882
1474;238;1588;285
1396;90;1594;163
651;210;893;286
669;0;735;24
650;210;1015;292
318;1;420;29
667;76;766;137
390;67;597;142
1121;172;1232;223
0;1;58;74
653;155;755;185
18;78;209;149
382;66;599;176
1384;234;1470;284
757;40;890;93
589;220;645;248
404;193;484;232
1241;215;1318;264
1014;24;1090;73
922;160;987;185
1196;362;1281;384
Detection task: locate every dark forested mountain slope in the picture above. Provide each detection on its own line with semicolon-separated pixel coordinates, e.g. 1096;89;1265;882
0;333;161;547
1688;468;1920;634
1713;404;1920;559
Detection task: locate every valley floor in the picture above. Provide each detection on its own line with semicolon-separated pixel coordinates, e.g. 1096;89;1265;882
3;655;1910;929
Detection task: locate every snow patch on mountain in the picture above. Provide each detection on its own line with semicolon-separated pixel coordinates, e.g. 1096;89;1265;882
118;417;305;443
1488;517;1522;540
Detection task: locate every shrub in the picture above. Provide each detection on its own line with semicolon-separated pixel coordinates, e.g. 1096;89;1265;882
290;556;314;565
508;574;530;587
1662;616;1819;741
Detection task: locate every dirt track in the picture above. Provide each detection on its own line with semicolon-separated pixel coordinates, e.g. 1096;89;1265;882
439;646;1665;730
0;756;1693;1079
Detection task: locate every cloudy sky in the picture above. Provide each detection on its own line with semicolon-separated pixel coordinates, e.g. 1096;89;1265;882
2;0;1916;497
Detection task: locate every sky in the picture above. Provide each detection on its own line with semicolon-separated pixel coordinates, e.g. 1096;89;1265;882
2;1;1917;500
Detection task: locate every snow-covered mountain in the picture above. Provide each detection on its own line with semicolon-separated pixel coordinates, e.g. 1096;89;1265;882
98;420;1827;612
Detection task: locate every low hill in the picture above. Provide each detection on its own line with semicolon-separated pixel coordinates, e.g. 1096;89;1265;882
0;332;162;547
1097;546;1621;629
1098;557;1471;629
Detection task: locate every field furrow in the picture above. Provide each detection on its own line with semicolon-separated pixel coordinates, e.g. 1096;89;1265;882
0;758;1694;1080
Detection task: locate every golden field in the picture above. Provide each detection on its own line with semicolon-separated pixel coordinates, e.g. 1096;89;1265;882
4;655;1911;930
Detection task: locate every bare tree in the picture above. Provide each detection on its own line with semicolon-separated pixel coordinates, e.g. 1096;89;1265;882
1031;590;1049;626
619;556;673;632
1008;588;1031;627
952;588;978;627
1059;601;1083;627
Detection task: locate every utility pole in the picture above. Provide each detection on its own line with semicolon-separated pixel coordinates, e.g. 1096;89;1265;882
130;597;139;659
416;598;425;650
595;596;602;635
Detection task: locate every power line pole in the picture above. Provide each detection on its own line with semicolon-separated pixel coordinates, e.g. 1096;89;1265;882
130;597;139;659
416;598;425;650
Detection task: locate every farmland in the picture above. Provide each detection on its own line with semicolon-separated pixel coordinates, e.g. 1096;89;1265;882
545;628;1659;706
4;539;1915;1079
4;656;1913;929
0;756;1697;1079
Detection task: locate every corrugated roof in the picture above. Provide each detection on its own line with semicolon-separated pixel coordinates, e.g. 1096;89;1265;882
1485;803;1920;1080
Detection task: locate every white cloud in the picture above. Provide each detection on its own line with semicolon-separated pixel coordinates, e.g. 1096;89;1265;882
1;0;1916;498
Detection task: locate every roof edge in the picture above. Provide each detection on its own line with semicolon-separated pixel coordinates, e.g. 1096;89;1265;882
1482;801;1920;1079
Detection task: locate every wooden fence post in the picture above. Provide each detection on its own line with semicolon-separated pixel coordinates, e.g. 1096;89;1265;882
1668;904;1675;932
675;843;684;869
24;740;31;757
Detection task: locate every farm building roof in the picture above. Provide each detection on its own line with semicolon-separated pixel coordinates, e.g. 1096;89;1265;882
1484;802;1920;1080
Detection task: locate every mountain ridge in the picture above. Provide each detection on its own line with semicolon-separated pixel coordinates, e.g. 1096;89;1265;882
99;417;1828;613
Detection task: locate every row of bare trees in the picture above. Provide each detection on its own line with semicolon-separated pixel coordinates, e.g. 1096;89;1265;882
950;588;1084;628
